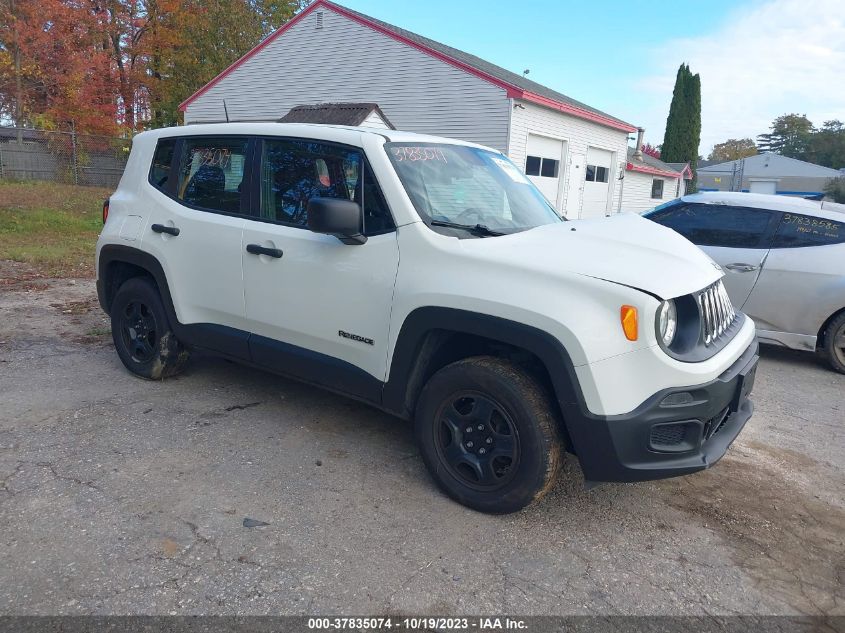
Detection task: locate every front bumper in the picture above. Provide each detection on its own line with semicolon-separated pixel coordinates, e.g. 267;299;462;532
567;340;758;483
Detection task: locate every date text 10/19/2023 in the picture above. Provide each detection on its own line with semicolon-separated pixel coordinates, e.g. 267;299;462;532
307;617;528;630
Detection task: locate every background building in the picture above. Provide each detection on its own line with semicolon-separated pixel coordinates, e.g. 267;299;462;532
620;138;691;213
698;153;841;199
179;0;650;218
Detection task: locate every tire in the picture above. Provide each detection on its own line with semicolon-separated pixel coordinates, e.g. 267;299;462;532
414;356;563;514
822;311;845;374
110;276;189;380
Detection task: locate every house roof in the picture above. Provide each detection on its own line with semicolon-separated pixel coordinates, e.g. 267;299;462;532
698;152;841;178
625;148;690;179
278;103;395;128
179;0;636;133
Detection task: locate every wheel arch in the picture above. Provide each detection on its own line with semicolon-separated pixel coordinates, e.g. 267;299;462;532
817;306;845;350
98;245;178;327
382;307;586;449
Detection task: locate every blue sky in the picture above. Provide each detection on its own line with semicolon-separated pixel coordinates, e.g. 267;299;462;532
334;0;845;156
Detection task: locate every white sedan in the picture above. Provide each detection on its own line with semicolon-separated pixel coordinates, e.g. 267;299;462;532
645;192;845;373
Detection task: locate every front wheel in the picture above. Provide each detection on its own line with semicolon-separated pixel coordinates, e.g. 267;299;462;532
822;312;845;374
110;276;189;380
414;356;563;514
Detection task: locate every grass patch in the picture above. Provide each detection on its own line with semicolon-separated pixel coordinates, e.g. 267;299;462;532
0;181;110;277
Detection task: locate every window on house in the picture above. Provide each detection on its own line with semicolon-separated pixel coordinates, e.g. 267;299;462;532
585;165;609;183
525;155;559;178
541;158;559;178
651;179;664;199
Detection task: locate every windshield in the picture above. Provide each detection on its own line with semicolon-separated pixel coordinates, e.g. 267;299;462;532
385;142;562;236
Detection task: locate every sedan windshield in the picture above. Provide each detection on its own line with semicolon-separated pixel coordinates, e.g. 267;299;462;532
385;142;562;236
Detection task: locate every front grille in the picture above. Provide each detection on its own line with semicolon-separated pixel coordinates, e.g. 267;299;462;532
697;280;736;346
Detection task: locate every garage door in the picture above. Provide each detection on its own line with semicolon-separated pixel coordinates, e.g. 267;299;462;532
582;147;612;218
749;180;778;195
524;134;564;209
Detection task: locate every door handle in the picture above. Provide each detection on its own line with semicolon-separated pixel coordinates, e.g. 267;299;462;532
246;243;283;258
151;223;180;236
725;263;758;272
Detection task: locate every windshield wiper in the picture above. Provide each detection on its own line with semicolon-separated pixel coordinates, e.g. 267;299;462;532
429;220;505;237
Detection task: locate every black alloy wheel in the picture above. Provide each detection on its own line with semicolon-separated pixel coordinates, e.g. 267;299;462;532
118;300;159;364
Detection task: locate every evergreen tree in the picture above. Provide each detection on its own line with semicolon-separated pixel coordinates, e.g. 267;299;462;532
662;64;702;191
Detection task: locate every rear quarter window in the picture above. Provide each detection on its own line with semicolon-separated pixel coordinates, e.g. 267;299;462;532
772;213;845;248
149;138;176;192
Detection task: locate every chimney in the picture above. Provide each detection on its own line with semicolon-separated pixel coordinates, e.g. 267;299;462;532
633;127;645;161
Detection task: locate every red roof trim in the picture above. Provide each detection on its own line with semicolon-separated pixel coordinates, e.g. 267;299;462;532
626;162;682;179
180;0;637;134
520;91;636;133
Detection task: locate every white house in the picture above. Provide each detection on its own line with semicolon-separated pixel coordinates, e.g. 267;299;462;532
179;0;641;219
620;139;692;213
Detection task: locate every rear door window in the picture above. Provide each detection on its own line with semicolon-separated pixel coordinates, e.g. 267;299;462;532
650;203;778;249
176;137;249;214
772;213;845;248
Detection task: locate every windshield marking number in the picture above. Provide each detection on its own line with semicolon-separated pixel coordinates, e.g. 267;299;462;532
392;147;448;163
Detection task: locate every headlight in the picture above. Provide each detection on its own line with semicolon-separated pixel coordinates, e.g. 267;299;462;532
657;299;677;347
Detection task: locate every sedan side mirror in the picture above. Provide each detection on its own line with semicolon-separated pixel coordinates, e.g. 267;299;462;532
307;197;367;245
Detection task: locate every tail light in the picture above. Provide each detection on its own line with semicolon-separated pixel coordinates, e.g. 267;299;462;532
102;198;110;224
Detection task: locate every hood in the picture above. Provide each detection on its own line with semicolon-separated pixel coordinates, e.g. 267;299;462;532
467;213;722;300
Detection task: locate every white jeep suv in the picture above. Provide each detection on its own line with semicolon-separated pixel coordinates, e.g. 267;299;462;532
96;123;758;513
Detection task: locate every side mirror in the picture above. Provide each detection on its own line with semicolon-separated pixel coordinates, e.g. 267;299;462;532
307;197;367;245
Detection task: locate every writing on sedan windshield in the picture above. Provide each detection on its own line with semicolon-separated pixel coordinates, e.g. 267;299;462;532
391;146;448;163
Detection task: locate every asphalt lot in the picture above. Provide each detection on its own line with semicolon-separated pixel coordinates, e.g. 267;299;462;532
1;272;843;616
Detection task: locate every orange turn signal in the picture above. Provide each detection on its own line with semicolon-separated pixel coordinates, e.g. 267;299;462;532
620;305;638;341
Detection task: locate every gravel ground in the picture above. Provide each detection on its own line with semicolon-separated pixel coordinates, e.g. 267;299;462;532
0;271;843;616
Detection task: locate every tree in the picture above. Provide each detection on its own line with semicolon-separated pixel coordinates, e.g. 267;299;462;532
756;113;814;158
661;63;701;191
708;138;757;163
825;177;845;203
641;142;660;159
0;0;118;135
0;0;303;134
810;120;845;170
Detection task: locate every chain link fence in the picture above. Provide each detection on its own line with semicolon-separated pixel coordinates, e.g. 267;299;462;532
0;127;130;189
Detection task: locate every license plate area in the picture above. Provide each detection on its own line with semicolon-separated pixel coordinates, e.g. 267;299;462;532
731;358;758;411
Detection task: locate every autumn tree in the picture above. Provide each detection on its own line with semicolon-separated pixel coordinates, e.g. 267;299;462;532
1;0;303;134
641;142;660;159
0;0;117;134
708;138;757;163
146;0;304;128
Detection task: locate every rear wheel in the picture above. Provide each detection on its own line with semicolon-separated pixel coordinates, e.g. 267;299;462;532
414;356;562;514
110;277;189;379
822;312;845;374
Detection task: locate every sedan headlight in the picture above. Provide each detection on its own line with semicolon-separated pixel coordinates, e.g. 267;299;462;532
657;299;677;347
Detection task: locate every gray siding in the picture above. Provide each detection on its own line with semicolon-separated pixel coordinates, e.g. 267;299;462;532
698;173;836;195
185;7;510;151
